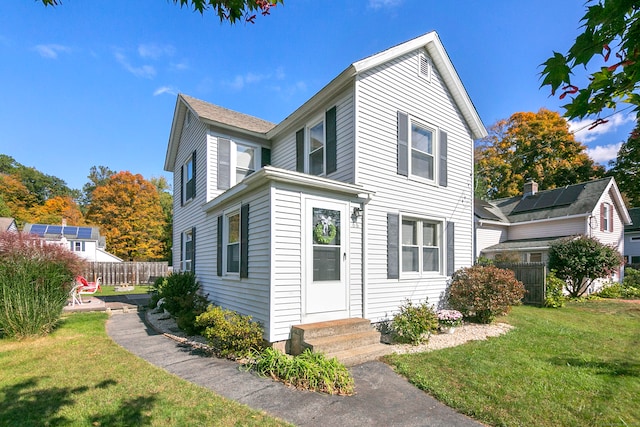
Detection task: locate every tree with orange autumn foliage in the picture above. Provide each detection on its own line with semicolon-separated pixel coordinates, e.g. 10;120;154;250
0;174;37;225
29;195;84;225
86;171;166;261
475;108;604;199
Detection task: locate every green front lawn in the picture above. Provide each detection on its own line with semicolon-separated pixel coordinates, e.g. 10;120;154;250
0;312;289;426
97;285;153;296
386;300;640;427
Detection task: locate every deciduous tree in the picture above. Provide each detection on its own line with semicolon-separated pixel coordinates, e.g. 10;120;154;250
81;165;115;208
540;1;640;124
40;0;283;24
30;195;84;225
151;176;173;262
476;109;604;199
548;236;623;298
608;122;640;206
86;171;166;261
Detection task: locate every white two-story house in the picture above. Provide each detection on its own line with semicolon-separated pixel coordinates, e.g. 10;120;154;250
164;32;486;346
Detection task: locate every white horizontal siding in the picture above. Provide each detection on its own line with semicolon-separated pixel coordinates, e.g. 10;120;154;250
271;88;355;184
476;225;507;258
509;217;585;241
356;48;475;321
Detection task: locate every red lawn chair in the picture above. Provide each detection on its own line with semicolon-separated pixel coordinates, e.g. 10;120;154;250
74;276;102;304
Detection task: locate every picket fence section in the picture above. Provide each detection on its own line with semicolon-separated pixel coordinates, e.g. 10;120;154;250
495;262;547;306
82;262;169;286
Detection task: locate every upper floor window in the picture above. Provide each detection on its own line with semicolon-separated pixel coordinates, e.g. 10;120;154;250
182;151;196;204
296;106;337;177
410;122;435;181
401;217;441;275
217;138;261;190
397;112;447;186
601;202;613;232
309;120;325;176
70;241;85;252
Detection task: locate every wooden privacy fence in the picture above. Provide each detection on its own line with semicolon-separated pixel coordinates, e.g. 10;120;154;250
81;262;169;286
496;262;547;306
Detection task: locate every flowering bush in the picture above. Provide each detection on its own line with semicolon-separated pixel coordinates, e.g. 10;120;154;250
436;309;463;327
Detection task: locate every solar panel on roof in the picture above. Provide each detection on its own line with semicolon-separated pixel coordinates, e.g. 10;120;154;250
46;225;62;235
62;226;78;237
512;195;539;213
77;227;93;239
533;189;562;210
555;185;583;206
30;224;47;236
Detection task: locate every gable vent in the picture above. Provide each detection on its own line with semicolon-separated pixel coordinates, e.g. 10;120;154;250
419;53;431;81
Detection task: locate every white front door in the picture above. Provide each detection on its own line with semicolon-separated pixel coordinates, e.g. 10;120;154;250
303;198;349;322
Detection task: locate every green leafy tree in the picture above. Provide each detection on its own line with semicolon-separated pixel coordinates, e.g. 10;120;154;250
151;176;174;263
40;0;283;24
86;171;166;261
81;165;115;209
607;122;640;206
548;236;623;298
476;109;604;199
0;154;75;204
540;1;640;123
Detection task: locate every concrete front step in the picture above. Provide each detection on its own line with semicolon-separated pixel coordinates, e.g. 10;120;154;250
327;343;394;367
292;318;374;340
304;330;382;354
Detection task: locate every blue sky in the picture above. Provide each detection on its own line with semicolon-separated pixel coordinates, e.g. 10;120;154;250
0;0;634;191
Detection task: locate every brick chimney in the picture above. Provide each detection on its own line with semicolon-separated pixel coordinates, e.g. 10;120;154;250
523;181;538;197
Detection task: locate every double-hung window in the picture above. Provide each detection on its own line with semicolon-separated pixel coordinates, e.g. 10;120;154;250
235;143;255;183
182;229;194;272
217;138;261;190
183;152;196;203
225;210;240;274
601;203;612;232
309;120;325;176
410;122;435;181
401;217;441;274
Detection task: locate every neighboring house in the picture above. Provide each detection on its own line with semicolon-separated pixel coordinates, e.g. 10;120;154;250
0;217;18;232
164;31;487;345
624;207;640;266
23;222;122;262
475;177;631;284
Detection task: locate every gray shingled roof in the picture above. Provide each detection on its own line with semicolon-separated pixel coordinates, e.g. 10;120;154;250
487;177;613;223
626;207;640;232
181;94;276;134
481;236;570;252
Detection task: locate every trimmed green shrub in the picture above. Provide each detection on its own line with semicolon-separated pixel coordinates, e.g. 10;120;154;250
596;269;640;299
448;265;525;323
548;236;623;297
195;305;264;359
389;299;438;345
0;231;85;339
597;282;624;298
151;272;208;335
623;268;640;288
250;347;355;395
544;270;566;308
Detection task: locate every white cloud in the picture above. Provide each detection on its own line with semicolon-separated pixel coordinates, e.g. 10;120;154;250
34;44;71;59
153;86;178;96
138;43;175;60
224;69;283;90
170;61;189;71
587;142;622;165
114;51;156;78
569;113;635;143
368;0;402;9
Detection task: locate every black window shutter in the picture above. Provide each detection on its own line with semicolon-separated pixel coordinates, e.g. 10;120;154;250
387;213;399;279
397;111;408;176
240;204;249;278
326;106;337;174
180;232;184;269
191;150;197;198
191;226;196;272
439;130;448;187
217;215;223;276
218;138;231;190
447;221;455;276
180;165;184;206
261;147;271;167
296;128;305;172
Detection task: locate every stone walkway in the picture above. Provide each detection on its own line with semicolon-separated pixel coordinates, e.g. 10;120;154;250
106;311;485;427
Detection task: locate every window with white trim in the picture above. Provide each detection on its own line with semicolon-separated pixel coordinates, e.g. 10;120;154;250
527;252;543;263
224;210;240;274
309;119;325;176
401;217;442;275
410;121;436;182
602;202;612;232
234;143;256;183
70;241;85;252
182;229;194;272
183;154;195;202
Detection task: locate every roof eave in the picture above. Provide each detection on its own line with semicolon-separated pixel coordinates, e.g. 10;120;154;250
164;95;187;172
